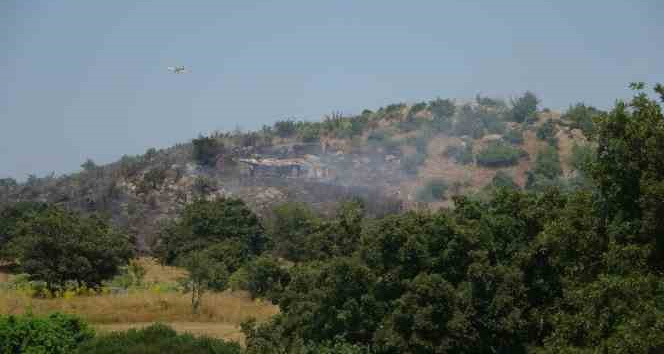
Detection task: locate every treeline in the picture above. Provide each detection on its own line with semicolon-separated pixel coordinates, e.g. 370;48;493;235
1;83;663;353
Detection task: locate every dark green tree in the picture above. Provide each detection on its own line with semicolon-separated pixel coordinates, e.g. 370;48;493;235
13;206;134;289
156;198;265;265
192;135;224;166
510;91;539;123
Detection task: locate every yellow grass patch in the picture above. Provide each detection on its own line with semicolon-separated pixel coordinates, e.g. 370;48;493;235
0;289;278;325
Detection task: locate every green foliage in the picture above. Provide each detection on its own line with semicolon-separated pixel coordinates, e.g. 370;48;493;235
525;146;563;191
138;165;168;193
156;198;265;265
533;146;562;180
192;135;225;167
453;105;486;138
444;142;473;165
562;102;603;138
12;205;134;289
429;98;455;119
296;121;322;142
476;141;524;167
504;127;524;145
416;178;448;202
536;119;559;146
510;91;539;123
0;201;48;258
244;256;290;301
274;119;297;138
267;202;321;262
569;143;594;173
0;313;94;354
490;170;519;190
81;158;98;172
107;259;147;289
178;250;230;314
76;323;242;354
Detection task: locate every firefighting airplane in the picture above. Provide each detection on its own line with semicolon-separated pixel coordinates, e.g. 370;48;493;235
167;66;188;74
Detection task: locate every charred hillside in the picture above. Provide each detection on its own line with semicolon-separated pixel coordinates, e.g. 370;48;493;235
0;93;600;250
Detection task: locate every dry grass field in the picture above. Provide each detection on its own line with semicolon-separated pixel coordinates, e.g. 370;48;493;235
0;258;279;343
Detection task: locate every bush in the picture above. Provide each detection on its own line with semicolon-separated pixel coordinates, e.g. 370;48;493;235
444;142;473;165
476;142;525;167
453;105;485;138
562;103;603;138
504;128;524;145
485;118;506;135
416;179;448;202
490;171;519;190
509;91;539;123
274;119;297;138
296;122;321;143
570;143;594;172
76;323;242;354
0;313;94;354
429;98;455;121
533;145;562;180
192;135;224;167
536;119;559;146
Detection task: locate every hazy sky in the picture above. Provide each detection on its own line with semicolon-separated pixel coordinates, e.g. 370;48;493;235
2;1;662;180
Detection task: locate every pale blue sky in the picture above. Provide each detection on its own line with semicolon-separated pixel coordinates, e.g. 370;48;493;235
1;0;662;180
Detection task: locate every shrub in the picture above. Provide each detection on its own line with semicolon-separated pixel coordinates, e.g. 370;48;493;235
536;119;559;146
367;129;388;144
570;143;595;172
476;142;524;167
504;128;524;145
533;145;562;180
562;103;603;138
429;98;455;120
297;122;321;142
274;119;297;138
453;105;485;138
509;91;539;123
485;118;506;135
490;171;519;190
76;323;242;354
416;179;448;202
0;313;94;354
444;142;473;165
192;135;224;167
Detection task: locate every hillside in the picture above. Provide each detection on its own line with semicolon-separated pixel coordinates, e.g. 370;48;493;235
0;93;597;251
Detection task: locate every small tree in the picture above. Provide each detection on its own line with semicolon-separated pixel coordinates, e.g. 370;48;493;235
192;135;224;167
179;251;229;314
510;91;539;123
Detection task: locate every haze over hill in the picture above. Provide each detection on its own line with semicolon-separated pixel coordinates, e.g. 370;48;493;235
2;1;663;180
0;92;600;250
